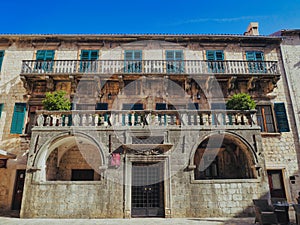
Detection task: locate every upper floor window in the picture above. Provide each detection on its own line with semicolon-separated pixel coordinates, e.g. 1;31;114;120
80;50;99;73
0;50;4;72
246;51;266;73
36;50;55;72
10;103;26;134
256;103;290;133
124;50;142;73
166;50;184;73
206;50;224;73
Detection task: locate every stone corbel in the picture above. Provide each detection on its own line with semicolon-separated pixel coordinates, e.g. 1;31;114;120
20;76;33;95
247;76;258;91
118;75;124;94
227;76;237;91
69;75;78;95
45;76;55;91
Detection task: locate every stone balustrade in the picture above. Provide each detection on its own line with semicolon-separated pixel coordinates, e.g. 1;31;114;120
21;59;279;75
35;110;257;128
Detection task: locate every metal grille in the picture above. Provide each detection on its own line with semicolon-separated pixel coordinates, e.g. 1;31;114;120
131;162;164;217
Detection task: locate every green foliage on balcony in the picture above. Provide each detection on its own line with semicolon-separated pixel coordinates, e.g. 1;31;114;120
42;90;71;111
226;93;256;110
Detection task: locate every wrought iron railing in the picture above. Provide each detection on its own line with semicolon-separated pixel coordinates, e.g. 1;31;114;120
21;60;279;75
34;109;257;128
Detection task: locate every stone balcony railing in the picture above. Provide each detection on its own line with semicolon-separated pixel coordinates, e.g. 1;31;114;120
21;59;279;75
34;110;257;128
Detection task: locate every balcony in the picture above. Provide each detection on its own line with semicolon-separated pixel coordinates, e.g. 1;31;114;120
34;109;257;128
21;59;279;76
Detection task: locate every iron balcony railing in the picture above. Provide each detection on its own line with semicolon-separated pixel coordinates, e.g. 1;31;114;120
21;60;279;75
34;109;257;128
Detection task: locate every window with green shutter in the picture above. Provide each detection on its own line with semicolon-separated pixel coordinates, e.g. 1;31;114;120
166;50;184;73
274;103;290;132
0;51;4;72
80;50;99;72
206;50;224;73
124;50;142;73
10;103;26;134
256;103;290;133
35;50;55;72
0;103;3;118
246;51;266;73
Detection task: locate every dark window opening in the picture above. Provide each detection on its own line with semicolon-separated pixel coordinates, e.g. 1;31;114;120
71;169;94;181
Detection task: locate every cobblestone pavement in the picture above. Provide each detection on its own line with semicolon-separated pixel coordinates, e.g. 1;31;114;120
0;217;257;225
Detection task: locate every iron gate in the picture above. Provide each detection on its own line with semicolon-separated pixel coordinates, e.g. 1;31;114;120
131;162;164;217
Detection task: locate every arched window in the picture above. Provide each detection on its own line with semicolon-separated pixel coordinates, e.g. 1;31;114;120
194;135;255;180
46;137;103;181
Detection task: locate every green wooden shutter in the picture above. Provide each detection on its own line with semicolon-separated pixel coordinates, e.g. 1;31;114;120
255;52;264;61
90;50;99;60
36;50;55;72
80;50;98;72
81;50;90;60
36;50;55;60
206;51;215;60
133;51;142;60
246;52;255;61
166;50;184;73
10;103;26;134
274;103;290;132
215;51;224;60
0;51;4;72
207;50;224;73
0;103;3;118
124;50;142;73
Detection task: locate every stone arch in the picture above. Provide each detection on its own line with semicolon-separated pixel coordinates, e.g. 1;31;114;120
189;131;259;179
32;131;107;182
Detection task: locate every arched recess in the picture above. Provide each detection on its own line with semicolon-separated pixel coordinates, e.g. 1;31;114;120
189;131;259;180
32;131;107;182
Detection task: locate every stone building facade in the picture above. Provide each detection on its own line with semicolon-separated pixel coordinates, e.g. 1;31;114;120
0;24;299;218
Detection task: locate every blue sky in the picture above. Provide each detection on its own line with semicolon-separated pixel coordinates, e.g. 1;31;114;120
2;0;299;35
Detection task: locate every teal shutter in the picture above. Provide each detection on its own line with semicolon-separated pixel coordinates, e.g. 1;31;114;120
36;50;55;72
124;50;142;73
80;50;99;72
166;50;184;73
10;103;26;134
0;51;4;72
246;51;265;73
0;103;3;118
206;50;224;73
274;103;290;132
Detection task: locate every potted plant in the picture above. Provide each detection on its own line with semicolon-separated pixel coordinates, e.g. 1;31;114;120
41;90;71;126
226;93;256;125
42;90;71;111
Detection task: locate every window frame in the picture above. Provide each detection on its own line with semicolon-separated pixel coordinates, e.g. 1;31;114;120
124;50;142;73
256;104;277;133
246;51;266;73
35;50;55;72
206;50;225;73
10;103;27;134
80;49;99;72
165;50;184;74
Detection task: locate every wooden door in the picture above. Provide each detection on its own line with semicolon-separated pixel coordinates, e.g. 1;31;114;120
12;170;26;210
